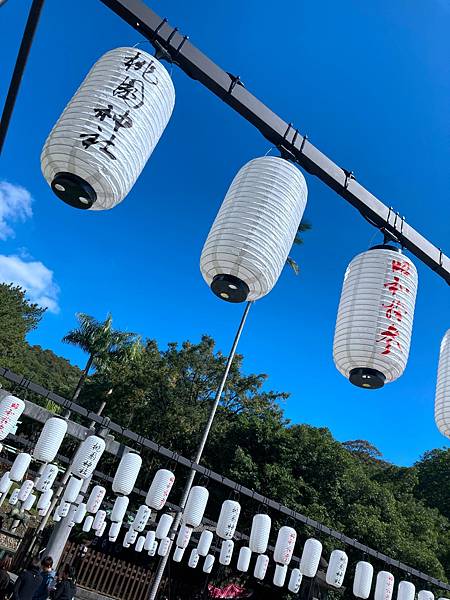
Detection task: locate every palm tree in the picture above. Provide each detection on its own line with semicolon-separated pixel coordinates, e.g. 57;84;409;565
286;220;312;275
63;313;141;402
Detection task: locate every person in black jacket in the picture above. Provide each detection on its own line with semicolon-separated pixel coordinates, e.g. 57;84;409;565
13;560;42;600
0;556;13;600
50;566;76;600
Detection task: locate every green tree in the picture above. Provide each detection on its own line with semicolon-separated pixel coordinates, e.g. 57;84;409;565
415;448;450;520
286;220;312;275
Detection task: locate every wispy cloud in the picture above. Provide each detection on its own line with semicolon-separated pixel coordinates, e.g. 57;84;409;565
0;254;60;313
0;180;33;240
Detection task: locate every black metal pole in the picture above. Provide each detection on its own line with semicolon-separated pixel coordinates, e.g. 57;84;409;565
0;0;45;155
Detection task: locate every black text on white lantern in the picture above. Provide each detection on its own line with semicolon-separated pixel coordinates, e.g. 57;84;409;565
10;452;31;482
334;246;418;389
41;48;175;211
435;330;450;438
146;469;175;510
219;540;234;566
0;395;25;441
33;417;67;463
299;538;322;578
113;452;142;496
183;486;209;527
36;463;58;492
9;489;19;505
188;549;199;569
249;513;271;554
132;504;151;532
353;561;374;599
200;156;308;303
109;521;122;542
71;436;105;479
374;571;395;600
18;480;34;502
144;530;156;551
325;549;348;588
288;569;303;594
397;581;415;600
158;537;171;557
216;499;241;539
86;485;106;513
148;541;158;557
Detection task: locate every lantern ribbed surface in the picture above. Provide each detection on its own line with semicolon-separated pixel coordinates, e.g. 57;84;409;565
111;495;129;522
0;395;25;441
176;524;193;549
197;530;213;557
188;549;200;569
41;48;175;211
146;469;175;510
200;156;308;303
135;536;145;553
22;493;37;512
158;537;171;557
375;571;395;600
249;513;271;554
0;472;11;494
326;549;348;588
333;247;418;389
299;538;322;577
71;436;105;479
86;485;106;513
183;486;209;527
216;499;241;539
132;504;151;531
33;417;67;463
144;530;156;551
203;554;215;574
418;592;434;600
155;513;173;539
397;581;415;600
36;463;58;492
148;541;158;557
173;547;185;562
353;561;374;599
219;540;234;566
112;452;142;495
254;554;269;580
10;452;31;482
288;569;303;594
73;502;87;524
237;547;252;572
274;564;288;588
435;330;450;438
83;515;94;532
92;510;106;531
109;521;122;541
63;476;83;503
9;489;19;505
274;526;297;565
18;480;34;502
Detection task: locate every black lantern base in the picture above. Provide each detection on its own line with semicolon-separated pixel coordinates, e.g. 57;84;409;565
51;172;97;209
349;367;386;389
211;274;249;303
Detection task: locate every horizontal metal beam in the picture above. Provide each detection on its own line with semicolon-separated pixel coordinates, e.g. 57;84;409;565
99;0;449;285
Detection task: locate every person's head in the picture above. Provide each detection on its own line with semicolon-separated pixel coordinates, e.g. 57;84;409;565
41;556;53;572
29;558;40;571
60;564;75;581
0;556;12;572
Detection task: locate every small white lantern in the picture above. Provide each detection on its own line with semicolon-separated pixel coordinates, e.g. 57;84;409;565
334;246;418;389
22;493;36;511
173;547;185;562
148;541;158;557
125;527;138;545
158;537;171;557
33;417;67;463
374;571;395;600
112;452;142;496
58;502;71;517
216;499;241;540
274;564;288;588
254;554;269;580
188;548;200;569
274;526;297;565
200;156;308;303
197;530;214;557
63;476;83;504
95;521;107;537
183;486;209;527
86;485;106;513
109;521;122;541
155;513;173;539
132;504;151;532
37;489;54;511
326;549;348;588
0;395;25;441
10;452;31;482
71;436;105;479
418;592;434;600
249;514;271;554
135;536;145;553
83;515;94;532
146;469;175;510
144;530;156;551
299;538;322;577
353;561;374;599
176;524;193;550
397;581;415;600
41;48;175;211
219;539;234;566
52;511;61;522
92;509;106;531
288;568;303;594
111;495;129;523
18;479;34;502
73;502;87;524
38;506;50;517
36;463;58;492
237;547;252;573
203;554;215;574
0;472;12;495
435;330;450;438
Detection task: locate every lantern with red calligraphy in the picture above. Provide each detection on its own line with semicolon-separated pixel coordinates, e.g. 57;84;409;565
435;330;450;438
334;246;418;389
41;48;175;211
0;395;25;441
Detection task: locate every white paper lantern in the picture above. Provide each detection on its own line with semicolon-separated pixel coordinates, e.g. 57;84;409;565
197;530;214;557
38;506;50;517
0;395;25;441
188;548;200;568
397;581;415;600
53;511;61;522
418;592;434;600
216;499;241;539
18;479;34;502
135;536;145;552
183;486;209;527
92;509;106;531
158;537;171;557
176;524;193;550
82;515;94;531
109;521;122;541
22;492;36;511
73;502;87;524
146;469;175;510
126;527;138;544
58;501;71;517
203;554;215;574
254;554;269;580
435;330;450;438
0;472;12;494
148;541;158;557
132;504;151;532
173;547;185;562
41;47;175;211
249;514;271;554
71;436;105;479
334;246;418;389
326;549;348;588
375;571;395;600
63;476;83;504
112;452;142;496
155;513;173;539
95;521;107;537
10;452;31;482
299;538;322;577
36;463;58;492
237;546;252;572
353;561;374;599
219;539;234;566
288;568;303;594
144;530;156;551
274;526;297;565
200;156;308;303
111;495;129;522
274;564;288;588
86;485;106;513
37;490;53;511
33;417;67;462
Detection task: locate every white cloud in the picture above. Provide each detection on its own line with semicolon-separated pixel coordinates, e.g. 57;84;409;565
0;180;33;240
0;254;60;313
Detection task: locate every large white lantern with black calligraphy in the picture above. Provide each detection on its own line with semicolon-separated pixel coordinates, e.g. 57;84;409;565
41;47;175;211
71;435;105;479
200;156;308;302
435;330;450;438
333;246;418;389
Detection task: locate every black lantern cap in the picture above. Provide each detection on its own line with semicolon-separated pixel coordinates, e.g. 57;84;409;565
51;172;97;210
211;274;249;303
349;368;386;389
369;244;402;253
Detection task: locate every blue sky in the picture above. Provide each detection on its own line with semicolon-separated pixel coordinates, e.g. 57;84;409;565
0;0;448;466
